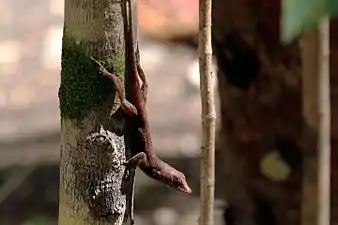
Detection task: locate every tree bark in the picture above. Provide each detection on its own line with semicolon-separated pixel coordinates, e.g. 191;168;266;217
58;0;127;224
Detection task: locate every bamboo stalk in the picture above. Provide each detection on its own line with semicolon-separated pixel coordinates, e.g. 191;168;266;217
198;0;216;224
300;16;331;225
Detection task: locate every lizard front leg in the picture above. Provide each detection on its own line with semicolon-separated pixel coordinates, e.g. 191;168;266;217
91;57;138;117
124;152;147;168
123;152;147;225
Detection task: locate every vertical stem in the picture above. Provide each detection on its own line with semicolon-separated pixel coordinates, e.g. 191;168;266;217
198;0;216;224
301;17;331;225
317;16;330;225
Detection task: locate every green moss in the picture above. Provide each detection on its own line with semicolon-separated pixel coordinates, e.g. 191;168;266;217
59;33;125;119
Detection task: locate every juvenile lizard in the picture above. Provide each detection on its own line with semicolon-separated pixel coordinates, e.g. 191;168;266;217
91;0;191;194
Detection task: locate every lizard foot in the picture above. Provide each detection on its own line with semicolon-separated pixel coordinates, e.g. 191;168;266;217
124;152;147;168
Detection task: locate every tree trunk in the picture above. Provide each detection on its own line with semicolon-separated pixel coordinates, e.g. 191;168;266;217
212;0;338;224
212;1;301;225
58;0;127;224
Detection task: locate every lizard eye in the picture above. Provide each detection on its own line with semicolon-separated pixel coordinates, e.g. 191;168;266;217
173;175;181;185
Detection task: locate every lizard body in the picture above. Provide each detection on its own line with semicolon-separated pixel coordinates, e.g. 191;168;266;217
92;0;191;194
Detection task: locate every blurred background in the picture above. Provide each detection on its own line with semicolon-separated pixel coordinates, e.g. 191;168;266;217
0;0;222;224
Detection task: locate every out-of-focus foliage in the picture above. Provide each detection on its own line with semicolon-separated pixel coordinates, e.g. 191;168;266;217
281;0;338;43
22;216;53;225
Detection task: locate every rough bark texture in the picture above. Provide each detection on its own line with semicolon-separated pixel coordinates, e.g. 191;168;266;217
212;0;338;225
58;0;127;224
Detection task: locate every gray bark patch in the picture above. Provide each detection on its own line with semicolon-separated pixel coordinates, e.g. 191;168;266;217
74;126;127;219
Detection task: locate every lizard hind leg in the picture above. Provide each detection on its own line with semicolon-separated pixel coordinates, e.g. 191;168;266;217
91;57;138;117
135;44;148;102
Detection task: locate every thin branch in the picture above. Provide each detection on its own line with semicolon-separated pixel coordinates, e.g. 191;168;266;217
300;16;331;225
317;16;331;225
198;0;216;224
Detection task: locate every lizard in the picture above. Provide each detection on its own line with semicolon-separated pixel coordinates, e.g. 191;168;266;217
91;0;192;195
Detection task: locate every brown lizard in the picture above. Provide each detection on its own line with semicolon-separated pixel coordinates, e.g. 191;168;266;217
91;0;191;194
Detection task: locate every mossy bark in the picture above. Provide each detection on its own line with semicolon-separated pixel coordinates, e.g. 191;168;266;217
58;0;128;224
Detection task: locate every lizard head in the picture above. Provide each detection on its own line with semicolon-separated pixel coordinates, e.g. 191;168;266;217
163;168;192;194
146;159;192;194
